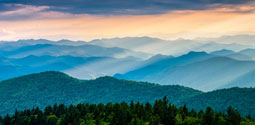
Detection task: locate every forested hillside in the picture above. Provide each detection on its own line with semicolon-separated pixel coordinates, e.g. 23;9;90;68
0;71;255;118
181;87;255;117
0;71;201;116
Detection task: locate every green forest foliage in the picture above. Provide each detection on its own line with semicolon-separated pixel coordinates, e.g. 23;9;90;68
0;71;202;116
0;97;254;125
0;71;255;117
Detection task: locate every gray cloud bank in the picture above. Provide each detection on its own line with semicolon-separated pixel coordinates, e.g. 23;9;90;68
0;0;254;15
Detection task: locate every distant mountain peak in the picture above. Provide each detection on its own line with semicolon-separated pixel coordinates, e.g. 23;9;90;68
95;75;117;80
240;48;255;52
26;71;70;78
185;51;208;56
1;71;76;84
210;49;235;56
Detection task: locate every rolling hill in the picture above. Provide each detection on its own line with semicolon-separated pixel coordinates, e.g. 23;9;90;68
0;71;255;117
181;87;255;117
0;71;202;115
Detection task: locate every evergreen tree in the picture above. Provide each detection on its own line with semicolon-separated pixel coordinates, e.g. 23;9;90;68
227;106;242;125
203;107;214;125
2;114;11;125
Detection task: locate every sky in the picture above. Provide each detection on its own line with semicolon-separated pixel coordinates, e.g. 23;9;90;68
0;0;254;41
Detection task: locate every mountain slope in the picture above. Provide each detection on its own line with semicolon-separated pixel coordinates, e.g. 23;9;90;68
115;51;215;82
1;71;255;117
210;49;254;61
239;49;255;60
0;71;202;115
180;87;255;117
116;54;255;91
144;57;255;91
222;70;255;88
210;49;235;56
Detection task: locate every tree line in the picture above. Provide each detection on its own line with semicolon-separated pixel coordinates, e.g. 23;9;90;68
0;97;254;125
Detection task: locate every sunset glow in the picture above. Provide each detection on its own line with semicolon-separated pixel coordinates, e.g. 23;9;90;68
0;2;254;41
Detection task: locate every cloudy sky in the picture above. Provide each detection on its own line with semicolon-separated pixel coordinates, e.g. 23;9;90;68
0;0;254;41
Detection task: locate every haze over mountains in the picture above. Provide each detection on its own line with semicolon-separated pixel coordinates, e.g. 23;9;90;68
0;43;149;59
0;35;254;91
89;36;252;56
115;51;255;91
196;35;255;45
1;0;254;123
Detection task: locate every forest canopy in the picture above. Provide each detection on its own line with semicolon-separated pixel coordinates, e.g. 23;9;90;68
0;97;253;125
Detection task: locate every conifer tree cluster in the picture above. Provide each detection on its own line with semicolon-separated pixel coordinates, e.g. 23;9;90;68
0;97;254;125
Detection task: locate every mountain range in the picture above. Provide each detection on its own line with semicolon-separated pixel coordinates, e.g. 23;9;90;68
1;35;253;56
115;51;255;91
0;71;254;117
90;36;252;56
0;36;254;91
0;43;150;59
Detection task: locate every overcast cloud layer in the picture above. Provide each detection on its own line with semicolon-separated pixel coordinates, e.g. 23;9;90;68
0;0;254;15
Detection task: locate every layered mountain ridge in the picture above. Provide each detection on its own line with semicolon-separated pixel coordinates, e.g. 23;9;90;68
0;36;254;91
0;71;255;117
